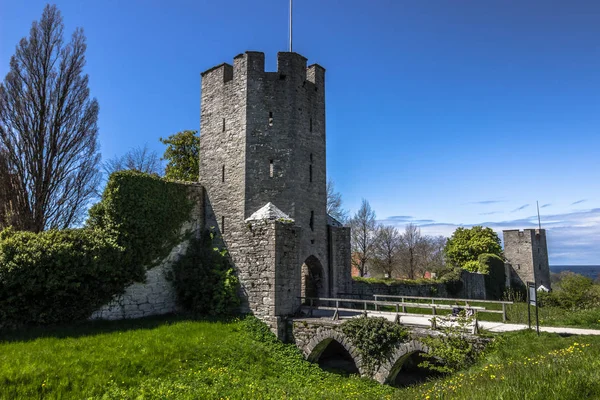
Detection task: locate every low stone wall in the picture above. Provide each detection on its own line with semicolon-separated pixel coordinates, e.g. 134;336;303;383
89;241;190;320
346;270;487;300
90;184;204;321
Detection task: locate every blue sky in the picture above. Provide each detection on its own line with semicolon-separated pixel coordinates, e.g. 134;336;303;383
1;1;599;264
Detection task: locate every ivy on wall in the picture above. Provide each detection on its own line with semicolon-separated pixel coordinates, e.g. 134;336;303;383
88;171;193;279
169;232;240;316
0;171;195;329
341;316;408;374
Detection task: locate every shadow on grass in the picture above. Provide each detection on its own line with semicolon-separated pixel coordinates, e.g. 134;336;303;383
0;312;238;343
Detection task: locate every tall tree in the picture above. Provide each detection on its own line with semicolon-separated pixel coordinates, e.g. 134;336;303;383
444;226;503;269
103;145;162;176
0;5;100;231
350;199;378;277
160;130;199;182
398;223;424;279
422;235;447;273
326;178;349;224
372;224;401;278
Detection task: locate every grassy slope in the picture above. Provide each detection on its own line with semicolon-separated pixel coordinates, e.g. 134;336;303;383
1;316;599;399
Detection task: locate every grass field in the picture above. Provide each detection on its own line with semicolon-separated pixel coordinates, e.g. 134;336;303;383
1;315;599;399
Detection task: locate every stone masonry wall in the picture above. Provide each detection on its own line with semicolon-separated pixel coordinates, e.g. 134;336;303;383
503;229;551;289
347;270;487;300
90;184;204;321
329;225;352;297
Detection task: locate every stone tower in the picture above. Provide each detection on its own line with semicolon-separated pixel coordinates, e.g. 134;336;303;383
503;229;551;290
199;51;351;333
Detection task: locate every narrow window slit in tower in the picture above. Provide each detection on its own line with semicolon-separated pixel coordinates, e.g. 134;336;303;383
310;211;314;231
222;165;225;182
279;74;286;80
269;160;274;178
221;216;225;234
309;165;313;182
310;118;312;132
222;118;225;132
310;153;313;163
269;112;273;126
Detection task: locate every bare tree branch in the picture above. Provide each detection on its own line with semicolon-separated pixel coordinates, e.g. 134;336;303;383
103;144;163;177
326;179;349;224
0;5;100;231
350;199;378;277
372;225;402;278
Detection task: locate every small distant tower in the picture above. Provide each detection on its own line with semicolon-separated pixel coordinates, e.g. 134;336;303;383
503;229;551;290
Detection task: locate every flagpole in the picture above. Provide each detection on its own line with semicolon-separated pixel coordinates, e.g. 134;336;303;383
289;0;293;52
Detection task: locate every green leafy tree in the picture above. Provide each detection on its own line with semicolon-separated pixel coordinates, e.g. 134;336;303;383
444;226;503;269
160;130;199;182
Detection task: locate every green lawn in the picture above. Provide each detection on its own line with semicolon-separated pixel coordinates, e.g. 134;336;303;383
1;315;599;399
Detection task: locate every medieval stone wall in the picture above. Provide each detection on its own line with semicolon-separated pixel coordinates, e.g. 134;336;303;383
90;184;204;321
346;270;487;300
329;225;353;297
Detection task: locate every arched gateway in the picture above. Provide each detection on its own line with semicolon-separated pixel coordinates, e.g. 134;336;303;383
301;255;324;299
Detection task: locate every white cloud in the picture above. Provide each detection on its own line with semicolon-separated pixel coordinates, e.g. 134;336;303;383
379;208;600;265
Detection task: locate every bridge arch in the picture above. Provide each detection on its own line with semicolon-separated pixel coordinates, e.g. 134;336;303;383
304;329;365;376
374;340;433;385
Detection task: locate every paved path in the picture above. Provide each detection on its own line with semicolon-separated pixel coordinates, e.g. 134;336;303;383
303;308;600;336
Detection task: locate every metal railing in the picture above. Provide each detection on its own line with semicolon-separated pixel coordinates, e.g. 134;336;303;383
298;296;484;329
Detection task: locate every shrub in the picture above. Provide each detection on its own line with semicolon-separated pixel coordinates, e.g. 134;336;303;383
463;260;480;273
341;316;408;374
87;171;193;279
420;313;479;373
552;273;599;310
0;227;125;327
169;232;240;316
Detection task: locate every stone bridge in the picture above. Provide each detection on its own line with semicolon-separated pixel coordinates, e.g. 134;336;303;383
288;318;437;385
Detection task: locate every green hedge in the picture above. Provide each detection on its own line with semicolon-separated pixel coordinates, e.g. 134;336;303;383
0;228;125;327
0;171;195;329
88;171;193;279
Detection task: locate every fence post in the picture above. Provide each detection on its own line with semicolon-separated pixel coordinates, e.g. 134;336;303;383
472;312;479;334
502;303;507;323
401;297;406;313
432;306;436;316
332;300;339;321
309;298;314;317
